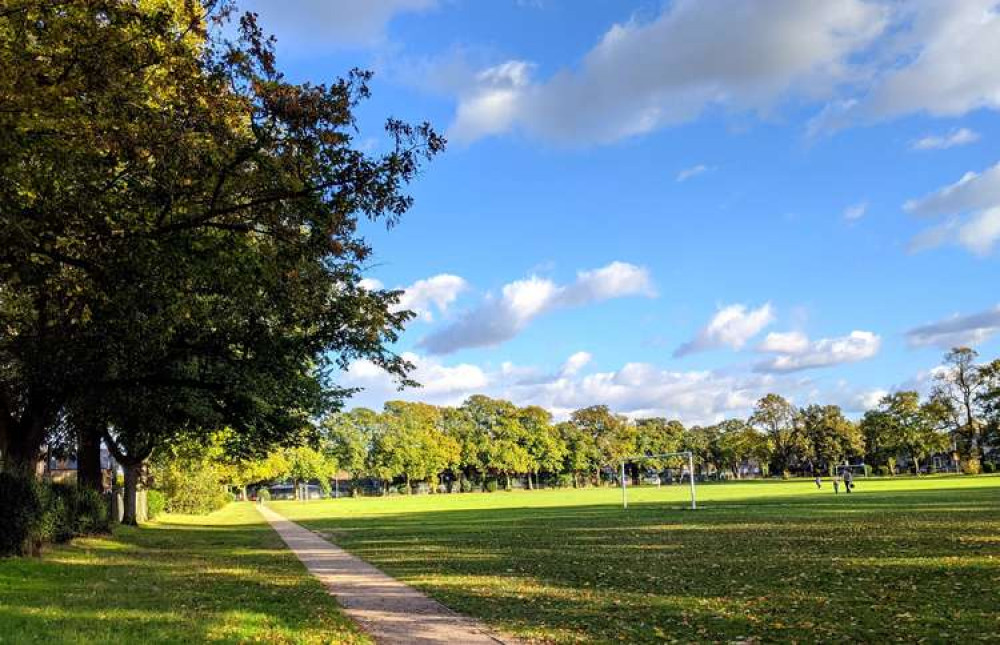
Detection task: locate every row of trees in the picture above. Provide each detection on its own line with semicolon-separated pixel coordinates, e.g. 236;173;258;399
287;348;998;494
0;0;442;528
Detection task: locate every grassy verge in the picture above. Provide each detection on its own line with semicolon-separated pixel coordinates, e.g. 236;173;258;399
0;502;368;644
276;476;1000;643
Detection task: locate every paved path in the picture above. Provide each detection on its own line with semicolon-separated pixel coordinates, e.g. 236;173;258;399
257;504;517;645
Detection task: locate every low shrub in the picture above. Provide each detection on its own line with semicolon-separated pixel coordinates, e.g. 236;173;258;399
877;466;890;477
147;490;166;519
459;478;474;493
256;488;271;501
984;461;996;474
485;479;499;493
0;475;110;557
556;473;575;488
962;458;982;475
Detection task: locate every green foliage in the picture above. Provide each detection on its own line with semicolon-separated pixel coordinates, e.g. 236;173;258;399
0;475;108;556
984;462;996;474
147;490;166;520
0;473;44;555
152;456;231;515
0;0;442;528
46;483;109;540
256;488;271;502
861;392;950;474
485;479;499;493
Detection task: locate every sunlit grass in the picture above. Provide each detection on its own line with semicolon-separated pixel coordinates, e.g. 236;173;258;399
276;475;1000;643
0;503;368;644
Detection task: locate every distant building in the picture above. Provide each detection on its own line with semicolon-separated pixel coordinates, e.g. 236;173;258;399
40;445;115;491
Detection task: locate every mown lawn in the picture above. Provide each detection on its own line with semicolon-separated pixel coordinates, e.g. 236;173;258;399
276;476;1000;643
0;503;368;644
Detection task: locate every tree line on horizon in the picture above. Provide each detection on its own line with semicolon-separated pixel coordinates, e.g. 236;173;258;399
219;347;999;497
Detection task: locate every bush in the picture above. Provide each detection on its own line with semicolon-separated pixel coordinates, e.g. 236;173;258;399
147;490;166;519
459;478;474;493
984;462;996;474
556;473;575;488
877;466;890;477
0;475;110;557
256;488;271;501
485;479;499;493
0;474;43;556
962;458;982;475
153;458;231;514
45;484;110;540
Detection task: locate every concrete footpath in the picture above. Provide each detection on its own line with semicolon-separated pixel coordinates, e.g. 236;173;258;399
256;504;518;645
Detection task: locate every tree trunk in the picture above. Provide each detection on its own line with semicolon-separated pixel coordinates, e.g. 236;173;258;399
77;425;103;492
527;473;534;490
505;472;511;490
122;462;142;526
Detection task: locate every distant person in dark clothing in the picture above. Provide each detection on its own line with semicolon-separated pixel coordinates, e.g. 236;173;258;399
844;469;854;493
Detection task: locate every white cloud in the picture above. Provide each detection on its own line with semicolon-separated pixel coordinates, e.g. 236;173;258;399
342;350;893;425
676;164;711;182
843;201;867;221
911;128;981;151
242;0;436;48
419;262;654;354
360;274;467;322
445;0;886;144
904;162;1000;255
560;351;592;377
396;274;467;322
905;305;1000;349
758;331;810;354
755;330;881;373
344;352;488;407
675;303;775;357
861;2;1000;121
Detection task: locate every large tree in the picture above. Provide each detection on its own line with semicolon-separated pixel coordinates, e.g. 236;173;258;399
861;392;949;475
932;348;988;463
749;394;803;475
0;0;443;494
798;405;863;475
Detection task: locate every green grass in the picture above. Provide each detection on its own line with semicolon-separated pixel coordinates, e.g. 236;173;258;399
0;503;368;644
275;476;1000;643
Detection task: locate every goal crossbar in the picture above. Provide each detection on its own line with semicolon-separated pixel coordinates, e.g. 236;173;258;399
619;451;697;510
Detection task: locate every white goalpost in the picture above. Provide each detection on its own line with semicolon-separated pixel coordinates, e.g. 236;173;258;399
620;451;697;510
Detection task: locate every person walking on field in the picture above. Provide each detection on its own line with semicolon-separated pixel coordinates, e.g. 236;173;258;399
814;476;822;489
844;469;853;494
833;476;840;494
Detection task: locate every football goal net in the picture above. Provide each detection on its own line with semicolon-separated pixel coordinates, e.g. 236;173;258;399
619;451;697;510
833;463;868;478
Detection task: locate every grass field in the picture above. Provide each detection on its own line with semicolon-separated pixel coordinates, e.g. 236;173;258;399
0;503;368;644
275;475;1000;643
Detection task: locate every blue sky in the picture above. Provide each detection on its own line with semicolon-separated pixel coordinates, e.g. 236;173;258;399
242;0;1000;423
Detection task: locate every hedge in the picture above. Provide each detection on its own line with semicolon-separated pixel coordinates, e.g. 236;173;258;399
0;473;109;557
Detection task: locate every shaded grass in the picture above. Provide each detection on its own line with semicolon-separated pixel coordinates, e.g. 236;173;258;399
276;476;1000;643
0;503;368;644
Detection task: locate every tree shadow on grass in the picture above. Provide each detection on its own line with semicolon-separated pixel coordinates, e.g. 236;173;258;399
0;506;366;644
296;486;1000;643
